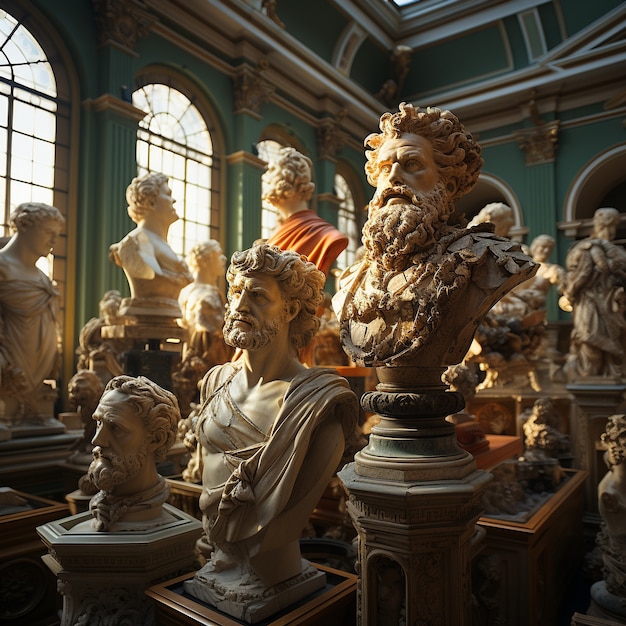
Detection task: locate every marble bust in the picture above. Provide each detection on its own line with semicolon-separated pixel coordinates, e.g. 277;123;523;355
82;375;180;532
184;243;359;620
178;239;231;364
264;147;348;277
0;202;64;424
109;172;193;321
332;103;537;369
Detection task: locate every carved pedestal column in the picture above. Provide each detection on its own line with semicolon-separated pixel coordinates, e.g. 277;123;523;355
566;381;626;518
339;367;491;626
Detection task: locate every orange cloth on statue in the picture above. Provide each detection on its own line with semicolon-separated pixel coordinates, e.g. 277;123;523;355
266;209;348;276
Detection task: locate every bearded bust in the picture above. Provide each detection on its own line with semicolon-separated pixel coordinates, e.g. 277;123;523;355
86;375;180;531
332;103;537;369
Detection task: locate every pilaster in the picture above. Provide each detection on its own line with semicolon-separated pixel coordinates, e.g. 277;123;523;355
225;150;267;253
566;382;626;518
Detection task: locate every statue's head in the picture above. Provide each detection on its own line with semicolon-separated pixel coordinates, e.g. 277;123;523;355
125;172;170;223
68;370;105;413
185;239;225;275
262;147;315;205
468;202;515;237
529;234;555;263
224;243;324;352
88;375;180;493
592;207;620;242
360;103;482;270
9;202;65;233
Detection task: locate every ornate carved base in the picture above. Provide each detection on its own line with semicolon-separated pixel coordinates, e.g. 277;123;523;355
589;581;626;623
37;504;203;626
147;563;357;626
183;558;326;624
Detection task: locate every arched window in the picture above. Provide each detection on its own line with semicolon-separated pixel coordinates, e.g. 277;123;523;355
133;81;218;256
0;9;58;276
257;138;288;240
335;171;362;271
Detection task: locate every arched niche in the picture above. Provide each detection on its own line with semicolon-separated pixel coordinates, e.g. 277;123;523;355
456;173;527;242
561;143;626;240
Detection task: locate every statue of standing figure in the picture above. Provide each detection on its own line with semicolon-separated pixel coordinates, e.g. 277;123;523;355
109;172;193;323
183;243;359;621
0;202;65;427
561;207;626;382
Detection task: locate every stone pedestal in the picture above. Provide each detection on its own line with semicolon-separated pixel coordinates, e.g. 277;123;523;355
566;381;626;517
338;366;491;626
102;323;188;391
589;581;626;624
37;504;203;626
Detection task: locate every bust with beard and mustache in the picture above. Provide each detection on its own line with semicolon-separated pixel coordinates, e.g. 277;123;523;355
332;103;537;369
80;375;180;532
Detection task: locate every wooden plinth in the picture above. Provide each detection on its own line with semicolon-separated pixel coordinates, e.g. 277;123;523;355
475;468;587;626
145;563;356;626
473;435;523;470
1;488;68;625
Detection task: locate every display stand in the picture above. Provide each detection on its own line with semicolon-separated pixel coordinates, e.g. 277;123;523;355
473;434;523;470
101;323;188;391
571;612;625;625
0;488;68;625
145;563;356;626
474;468;587;626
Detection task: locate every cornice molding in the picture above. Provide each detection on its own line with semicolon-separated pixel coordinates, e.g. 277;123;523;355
82;94;146;122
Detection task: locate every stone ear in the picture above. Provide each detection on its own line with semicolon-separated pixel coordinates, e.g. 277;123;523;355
288;300;301;320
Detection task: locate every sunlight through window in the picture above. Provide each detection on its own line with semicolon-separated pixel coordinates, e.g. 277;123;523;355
257;138;287;241
335;173;360;271
133;83;216;257
0;9;58;277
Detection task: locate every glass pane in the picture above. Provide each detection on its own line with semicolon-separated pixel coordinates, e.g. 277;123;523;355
0;10;58;240
34;107;56;142
133;81;216;253
12;99;35;134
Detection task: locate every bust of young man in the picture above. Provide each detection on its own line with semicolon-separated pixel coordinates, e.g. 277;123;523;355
264;147;348;277
184;244;359;616
332;103;537;369
109;172;192;321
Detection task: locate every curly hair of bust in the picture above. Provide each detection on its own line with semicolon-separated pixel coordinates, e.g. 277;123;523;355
227;243;325;349
263;147;315;203
603;414;626;447
364;102;483;204
10;202;65;233
125;172;169;223
103;375;180;462
186;240;223;273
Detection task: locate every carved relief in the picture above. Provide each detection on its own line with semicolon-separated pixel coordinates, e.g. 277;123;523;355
233;62;274;115
91;0;154;52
